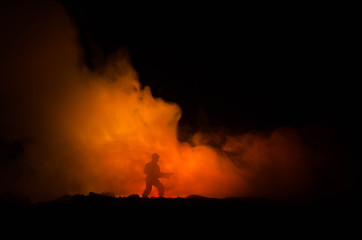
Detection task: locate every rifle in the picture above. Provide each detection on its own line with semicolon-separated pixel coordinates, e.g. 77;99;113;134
160;172;174;179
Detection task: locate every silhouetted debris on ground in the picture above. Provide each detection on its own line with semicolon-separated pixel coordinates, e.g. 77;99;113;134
1;194;359;237
1;192;360;229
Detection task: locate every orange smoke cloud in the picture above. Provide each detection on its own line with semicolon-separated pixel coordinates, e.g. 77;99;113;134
45;56;247;199
0;1;319;201
223;128;312;199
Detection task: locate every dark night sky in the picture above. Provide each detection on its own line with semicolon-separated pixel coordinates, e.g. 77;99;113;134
62;2;361;191
61;2;358;137
0;1;360;200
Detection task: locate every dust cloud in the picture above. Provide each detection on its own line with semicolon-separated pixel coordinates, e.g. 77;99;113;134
0;1;345;202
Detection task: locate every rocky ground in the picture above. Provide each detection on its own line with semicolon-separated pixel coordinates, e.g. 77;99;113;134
1;192;359;235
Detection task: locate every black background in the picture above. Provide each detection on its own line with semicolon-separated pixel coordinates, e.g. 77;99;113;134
61;2;357;133
61;2;360;192
0;1;359;200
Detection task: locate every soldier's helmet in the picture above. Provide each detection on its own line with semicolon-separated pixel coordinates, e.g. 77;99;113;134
152;153;160;161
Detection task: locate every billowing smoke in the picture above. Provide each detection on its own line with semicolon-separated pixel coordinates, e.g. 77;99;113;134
0;1;351;202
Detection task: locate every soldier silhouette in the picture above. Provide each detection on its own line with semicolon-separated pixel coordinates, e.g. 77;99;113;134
142;153;172;198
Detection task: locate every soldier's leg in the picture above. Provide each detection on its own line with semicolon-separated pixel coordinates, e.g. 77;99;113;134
142;180;153;198
154;179;164;197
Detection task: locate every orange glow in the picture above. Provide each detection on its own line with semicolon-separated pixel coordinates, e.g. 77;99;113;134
0;2;314;201
54;64;247;198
